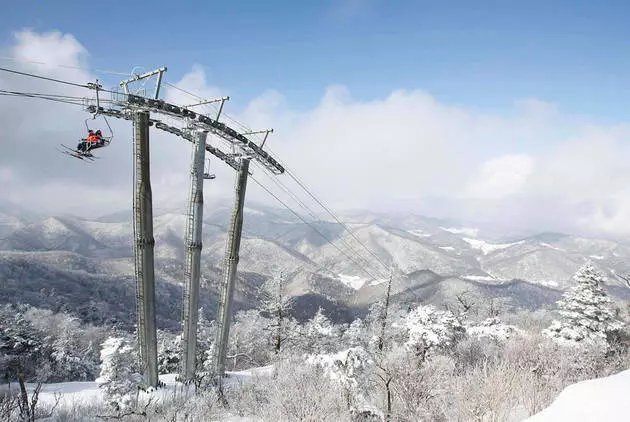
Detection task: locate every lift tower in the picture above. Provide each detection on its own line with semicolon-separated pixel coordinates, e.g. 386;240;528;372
179;96;229;381
213;157;250;381
179;129;207;381
122;68;166;388
85;72;284;384
132;110;158;387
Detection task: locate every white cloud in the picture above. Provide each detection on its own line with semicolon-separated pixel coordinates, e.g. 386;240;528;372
2;31;630;238
465;154;534;199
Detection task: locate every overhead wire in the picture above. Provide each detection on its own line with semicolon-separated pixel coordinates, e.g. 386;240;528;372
261;145;393;274
0;90;85;107
251;160;389;278
160;76;392;277
0;56;134;76
0;66;90;89
248;172;386;282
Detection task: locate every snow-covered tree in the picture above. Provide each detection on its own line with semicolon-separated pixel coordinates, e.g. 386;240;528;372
466;317;519;342
343;318;366;348
96;337;142;410
301;308;340;353
227;310;271;369
197;308;216;371
398;305;465;358
306;347;372;409
259;272;294;353
157;329;180;374
543;263;624;350
0;306;45;381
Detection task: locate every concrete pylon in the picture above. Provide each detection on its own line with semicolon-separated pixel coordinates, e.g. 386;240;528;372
132;110;158;388
213;158;250;380
180;130;208;381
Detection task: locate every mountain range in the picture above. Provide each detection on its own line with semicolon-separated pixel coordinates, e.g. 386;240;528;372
1;199;628;329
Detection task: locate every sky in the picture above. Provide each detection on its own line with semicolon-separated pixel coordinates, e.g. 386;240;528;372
1;0;630;238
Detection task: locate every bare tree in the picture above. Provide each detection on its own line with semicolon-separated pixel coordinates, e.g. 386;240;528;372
616;273;630;289
377;274;393;353
16;375;60;422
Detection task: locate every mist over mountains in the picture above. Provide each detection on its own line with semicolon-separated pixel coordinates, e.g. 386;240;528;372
1;199;629;330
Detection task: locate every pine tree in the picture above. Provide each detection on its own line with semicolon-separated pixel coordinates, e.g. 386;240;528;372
543;262;623;350
95;337;142;410
157;329;180;374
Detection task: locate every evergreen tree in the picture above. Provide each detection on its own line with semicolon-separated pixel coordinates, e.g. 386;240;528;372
543;262;623;350
301;308;340;353
157;329;181;374
0;309;45;381
96;337;142;410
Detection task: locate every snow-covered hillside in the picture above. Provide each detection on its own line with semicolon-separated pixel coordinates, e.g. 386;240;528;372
526;369;630;421
1;201;629;321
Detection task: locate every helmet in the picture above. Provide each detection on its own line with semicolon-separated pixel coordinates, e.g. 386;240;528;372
88;130;94;134
95;130;102;135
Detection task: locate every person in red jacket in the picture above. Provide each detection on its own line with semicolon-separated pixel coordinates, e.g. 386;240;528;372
77;130;102;152
77;130;93;152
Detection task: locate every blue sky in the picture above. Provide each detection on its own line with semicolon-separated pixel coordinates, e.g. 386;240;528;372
2;0;629;119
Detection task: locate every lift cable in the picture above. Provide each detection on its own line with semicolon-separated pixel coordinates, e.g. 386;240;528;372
0;90;86;107
252;161;389;278
163;81;393;275
262;146;393;274
0;56;134;76
249;173;386;283
0;66;90;89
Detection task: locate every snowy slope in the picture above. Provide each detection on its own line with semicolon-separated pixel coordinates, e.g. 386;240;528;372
310;223;480;279
526;369;630;422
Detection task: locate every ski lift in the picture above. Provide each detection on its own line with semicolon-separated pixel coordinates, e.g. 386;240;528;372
60;79;113;161
203;158;216;180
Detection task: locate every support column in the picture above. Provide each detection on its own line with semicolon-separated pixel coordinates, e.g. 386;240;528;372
213;158;250;380
180;131;207;381
132;110;158;388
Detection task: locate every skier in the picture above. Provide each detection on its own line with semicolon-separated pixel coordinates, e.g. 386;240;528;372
77;130;102;152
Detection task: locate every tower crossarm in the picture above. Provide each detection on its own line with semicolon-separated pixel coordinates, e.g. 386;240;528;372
86;105;239;171
120;94;284;174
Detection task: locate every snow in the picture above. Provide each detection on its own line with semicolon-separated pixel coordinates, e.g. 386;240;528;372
439;246;455;251
338;273;368;290
440;226;479;237
244;207;264;215
368;277;389;287
407;229;431;237
466;318;519;341
28;367;276;410
461;274;499;282
462;237;521;255
540;242;565;251
536;279;560;288
526;369;630;422
589;255;605;260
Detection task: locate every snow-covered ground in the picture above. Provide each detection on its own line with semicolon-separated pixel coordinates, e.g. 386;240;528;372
338;273;368;290
7;359;630;421
440;226;479;237
526;369;630;422
461;274;499;282
462;237;522;255
407;229;431;237
20;367;275;411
